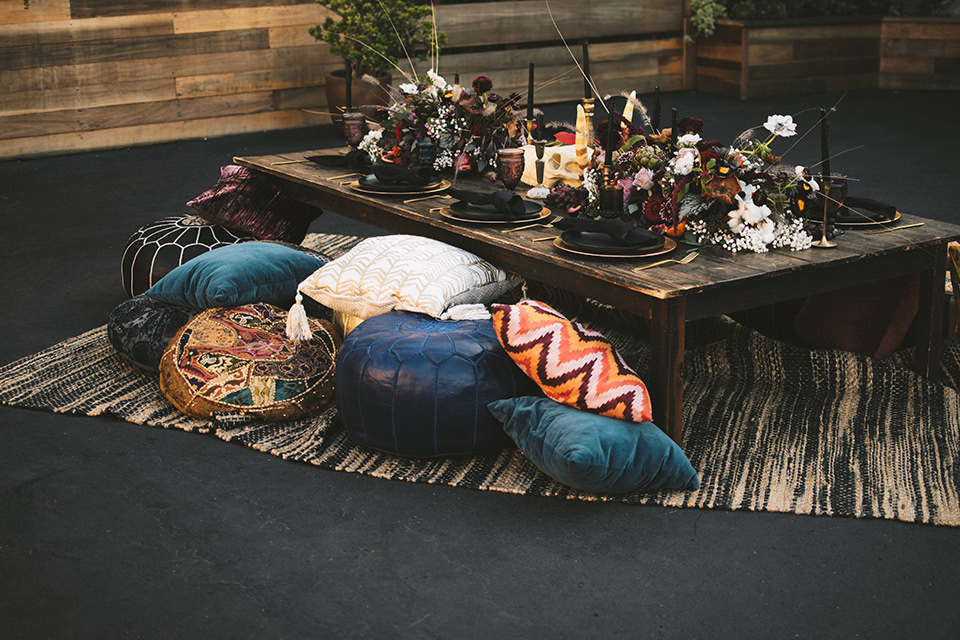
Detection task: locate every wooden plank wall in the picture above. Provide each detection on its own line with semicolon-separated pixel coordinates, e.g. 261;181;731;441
0;0;334;159
0;0;685;160
696;19;882;100
880;18;960;91
746;20;882;99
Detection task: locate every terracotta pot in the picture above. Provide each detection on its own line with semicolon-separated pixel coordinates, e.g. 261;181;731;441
325;68;392;128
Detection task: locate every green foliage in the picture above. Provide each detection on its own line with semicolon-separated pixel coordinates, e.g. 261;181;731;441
689;0;728;38
691;0;953;35
309;0;447;77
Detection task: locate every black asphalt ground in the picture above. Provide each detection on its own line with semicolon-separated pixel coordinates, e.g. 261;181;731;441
2;89;959;639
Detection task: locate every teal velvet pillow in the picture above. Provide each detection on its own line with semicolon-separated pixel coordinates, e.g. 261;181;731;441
145;242;325;311
488;396;700;494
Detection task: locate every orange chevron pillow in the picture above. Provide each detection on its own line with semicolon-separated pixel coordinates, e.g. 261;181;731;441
490;300;653;422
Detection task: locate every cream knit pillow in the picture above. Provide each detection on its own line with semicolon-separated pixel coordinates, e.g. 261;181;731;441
297;235;519;320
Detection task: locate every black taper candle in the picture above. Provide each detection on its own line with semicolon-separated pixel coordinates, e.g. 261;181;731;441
670;107;678;149
653;85;661;133
344;57;352;110
536;112;543;140
820;108;830;180
527;62;535;122
606;111;616;167
454;71;460;86
582;41;591;99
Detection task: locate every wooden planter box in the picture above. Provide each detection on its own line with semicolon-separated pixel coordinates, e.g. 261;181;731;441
694;17;960;99
880;18;960;91
694;18;883;100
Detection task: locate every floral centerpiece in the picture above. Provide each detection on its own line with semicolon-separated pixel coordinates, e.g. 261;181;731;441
547;111;820;253
358;70;524;173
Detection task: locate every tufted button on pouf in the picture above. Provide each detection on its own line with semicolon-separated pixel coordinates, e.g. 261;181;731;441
335;310;540;458
121;213;254;297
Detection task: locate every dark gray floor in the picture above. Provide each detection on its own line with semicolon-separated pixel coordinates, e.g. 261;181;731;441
2;89;959;639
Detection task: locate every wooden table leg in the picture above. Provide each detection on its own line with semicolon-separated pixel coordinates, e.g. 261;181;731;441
648;297;686;444
914;241;947;381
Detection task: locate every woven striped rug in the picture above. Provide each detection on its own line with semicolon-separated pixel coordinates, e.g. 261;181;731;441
2;233;958;526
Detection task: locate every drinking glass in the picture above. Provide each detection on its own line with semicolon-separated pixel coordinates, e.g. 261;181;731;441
342;112;368;148
496;148;525;191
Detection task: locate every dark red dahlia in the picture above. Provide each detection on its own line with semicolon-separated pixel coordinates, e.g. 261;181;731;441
470;122;490;138
472;76;493;94
644;193;669;224
677;117;704;134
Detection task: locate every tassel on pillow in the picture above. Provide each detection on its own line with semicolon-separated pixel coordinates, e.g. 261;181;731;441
286;292;314;342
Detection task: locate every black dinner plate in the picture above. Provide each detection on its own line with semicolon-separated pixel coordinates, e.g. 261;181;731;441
358;174;444;192
449;199;543;222
558;229;666;256
834;209;901;226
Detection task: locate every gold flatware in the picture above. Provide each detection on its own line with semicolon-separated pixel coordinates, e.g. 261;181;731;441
327;172;362;180
632;251;699;272
501;216;559;233
270;159;309;166
531;235;558;242
404;194;452;204
866;222;925;234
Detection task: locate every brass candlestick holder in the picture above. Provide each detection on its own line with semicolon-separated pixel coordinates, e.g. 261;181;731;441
599;165;624;219
814;175;837;248
581;98;595;149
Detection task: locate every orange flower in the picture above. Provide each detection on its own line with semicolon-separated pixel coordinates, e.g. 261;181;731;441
703;166;740;204
663;221;686;237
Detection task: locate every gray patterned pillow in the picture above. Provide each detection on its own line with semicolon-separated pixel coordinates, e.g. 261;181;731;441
108;295;196;372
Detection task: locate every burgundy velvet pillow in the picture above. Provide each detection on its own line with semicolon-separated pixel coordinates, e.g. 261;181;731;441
793;274;920;359
187;165;321;244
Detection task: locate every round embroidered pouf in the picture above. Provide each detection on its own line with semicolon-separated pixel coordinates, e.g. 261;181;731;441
335;310;539;457
121;213;254;297
160;303;342;421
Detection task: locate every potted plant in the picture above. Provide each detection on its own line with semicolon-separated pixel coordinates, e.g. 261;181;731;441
310;0;446;116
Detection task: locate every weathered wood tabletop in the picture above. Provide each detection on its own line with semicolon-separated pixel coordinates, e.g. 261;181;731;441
236;149;960;444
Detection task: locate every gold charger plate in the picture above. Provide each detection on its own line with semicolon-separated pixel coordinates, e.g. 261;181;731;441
439;206;551;225
350;179;451;197
836;210;901;227
552;236;677;259
805;210;901;227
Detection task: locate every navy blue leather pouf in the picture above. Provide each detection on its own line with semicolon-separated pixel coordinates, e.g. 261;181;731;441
336;311;539;458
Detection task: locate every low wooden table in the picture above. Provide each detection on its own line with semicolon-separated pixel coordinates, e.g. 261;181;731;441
235;150;960;444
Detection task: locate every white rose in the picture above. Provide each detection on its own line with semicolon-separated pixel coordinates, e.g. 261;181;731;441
633;167;655;191
728;210;744;234
672;148;697;176
758;218;776;244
